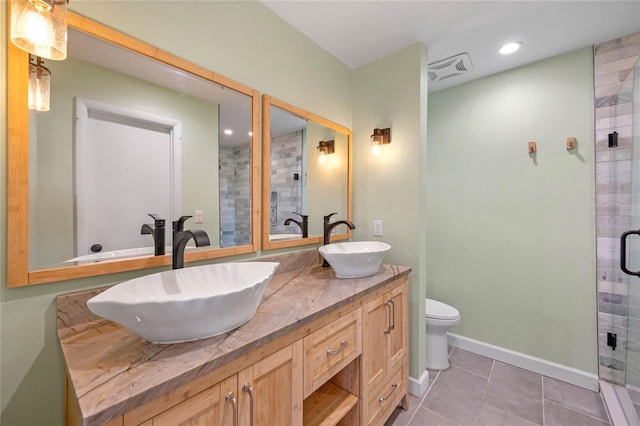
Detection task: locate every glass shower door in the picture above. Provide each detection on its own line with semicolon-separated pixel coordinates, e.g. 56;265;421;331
619;56;640;416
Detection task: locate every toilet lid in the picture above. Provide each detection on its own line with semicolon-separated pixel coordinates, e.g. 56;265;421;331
425;298;460;320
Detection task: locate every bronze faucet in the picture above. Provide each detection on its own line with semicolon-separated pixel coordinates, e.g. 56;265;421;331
322;213;355;267
284;212;309;238
172;215;210;269
141;213;166;256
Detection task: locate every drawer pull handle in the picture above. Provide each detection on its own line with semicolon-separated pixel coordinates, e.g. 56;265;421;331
242;382;255;426
327;339;348;355
389;299;396;331
379;382;398;403
225;391;238;426
384;300;392;334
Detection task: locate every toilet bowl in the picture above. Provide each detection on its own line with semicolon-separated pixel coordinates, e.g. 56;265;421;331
425;298;460;370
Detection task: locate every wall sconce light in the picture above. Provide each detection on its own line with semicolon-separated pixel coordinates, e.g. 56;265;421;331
10;0;69;61
317;140;335;164
29;55;51;111
371;128;391;155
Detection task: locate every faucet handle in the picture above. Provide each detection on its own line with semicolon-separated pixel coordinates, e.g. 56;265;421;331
148;213;165;227
173;215;193;232
292;212;308;220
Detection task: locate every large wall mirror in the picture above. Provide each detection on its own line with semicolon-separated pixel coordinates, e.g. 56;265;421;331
261;95;352;250
7;10;260;287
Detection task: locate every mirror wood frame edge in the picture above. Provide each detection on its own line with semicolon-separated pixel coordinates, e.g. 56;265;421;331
7;6;260;287
261;95;353;251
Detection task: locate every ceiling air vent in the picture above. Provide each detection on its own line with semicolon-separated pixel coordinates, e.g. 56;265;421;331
428;53;473;82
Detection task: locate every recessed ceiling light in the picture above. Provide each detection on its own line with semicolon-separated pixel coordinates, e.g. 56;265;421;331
224;129;233;135
248;131;253;136
499;42;521;55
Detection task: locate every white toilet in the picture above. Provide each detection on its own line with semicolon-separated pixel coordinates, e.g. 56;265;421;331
425;298;461;370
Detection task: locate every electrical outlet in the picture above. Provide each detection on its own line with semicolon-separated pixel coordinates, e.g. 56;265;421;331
373;220;383;237
195;210;204;224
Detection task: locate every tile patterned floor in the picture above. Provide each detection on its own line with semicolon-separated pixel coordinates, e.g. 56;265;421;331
387;347;611;426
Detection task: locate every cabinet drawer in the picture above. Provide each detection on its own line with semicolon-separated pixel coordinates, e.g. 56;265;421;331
303;308;362;398
366;364;406;426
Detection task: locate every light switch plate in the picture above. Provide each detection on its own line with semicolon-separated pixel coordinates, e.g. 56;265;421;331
195;210;204;224
373;220;383;237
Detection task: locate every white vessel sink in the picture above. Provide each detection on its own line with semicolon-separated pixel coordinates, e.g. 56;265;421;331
87;262;279;344
64;246;169;263
65;246;198;263
318;241;391;278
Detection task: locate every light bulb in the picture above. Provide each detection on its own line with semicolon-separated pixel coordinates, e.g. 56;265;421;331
499;42;521;55
36;66;50;111
318;152;327;164
28;61;37;109
10;0;68;60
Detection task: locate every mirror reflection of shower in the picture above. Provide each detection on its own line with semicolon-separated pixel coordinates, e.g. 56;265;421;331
268;106;308;239
219;108;253;248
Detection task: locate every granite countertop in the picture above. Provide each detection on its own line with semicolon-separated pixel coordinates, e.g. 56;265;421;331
57;251;410;426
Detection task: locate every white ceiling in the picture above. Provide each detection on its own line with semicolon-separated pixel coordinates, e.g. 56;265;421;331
261;1;640;92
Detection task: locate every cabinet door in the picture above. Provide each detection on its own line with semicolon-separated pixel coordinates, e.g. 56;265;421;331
151;384;221;426
237;340;303;426
363;294;389;393
386;283;407;375
122;373;238;426
363;279;409;426
218;375;239;426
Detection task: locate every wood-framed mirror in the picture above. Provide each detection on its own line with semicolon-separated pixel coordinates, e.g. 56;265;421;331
261;95;352;250
7;8;260;287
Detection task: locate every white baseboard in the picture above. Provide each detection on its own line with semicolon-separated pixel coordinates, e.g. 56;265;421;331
448;333;599;392
409;369;430;397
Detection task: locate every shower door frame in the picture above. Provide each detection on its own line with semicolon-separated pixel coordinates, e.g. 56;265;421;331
594;31;640;423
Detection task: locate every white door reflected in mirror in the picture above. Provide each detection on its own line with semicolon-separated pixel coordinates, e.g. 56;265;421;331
74;98;181;257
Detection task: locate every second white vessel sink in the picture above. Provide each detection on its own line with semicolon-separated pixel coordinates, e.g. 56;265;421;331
319;241;391;278
87;262;279;344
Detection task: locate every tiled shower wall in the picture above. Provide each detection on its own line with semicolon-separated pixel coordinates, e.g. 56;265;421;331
219;144;251;247
270;131;303;234
595;32;640;386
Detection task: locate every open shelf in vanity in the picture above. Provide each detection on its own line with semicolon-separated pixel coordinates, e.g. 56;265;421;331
304;378;359;426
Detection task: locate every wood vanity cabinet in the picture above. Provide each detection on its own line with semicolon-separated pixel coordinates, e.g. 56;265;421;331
132;380;227;425
303;308;362;399
362;278;409;425
118;342;303;426
65;274;409;426
237;341;304;425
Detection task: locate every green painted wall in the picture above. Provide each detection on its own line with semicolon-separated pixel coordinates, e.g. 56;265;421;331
305;123;349;238
426;47;597;372
352;43;429;380
1;2;351;424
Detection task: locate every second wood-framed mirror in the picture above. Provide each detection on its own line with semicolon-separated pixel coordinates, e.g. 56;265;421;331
261;95;352;250
7;8;260;287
